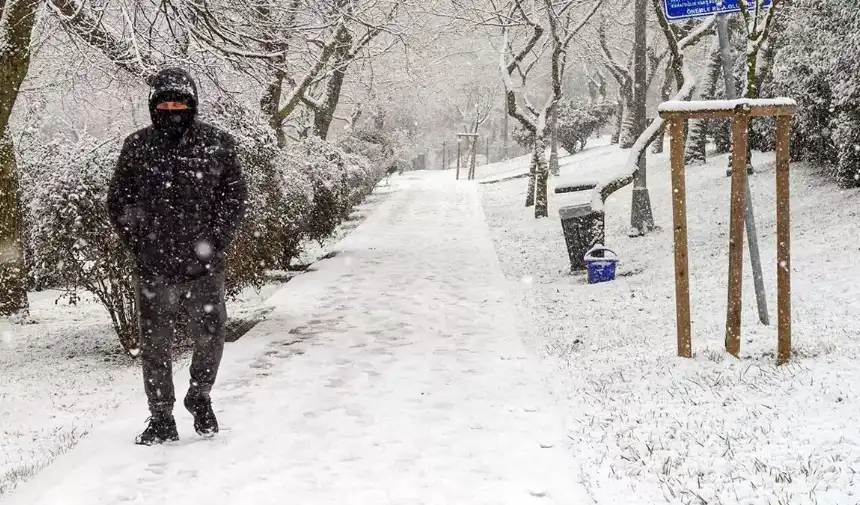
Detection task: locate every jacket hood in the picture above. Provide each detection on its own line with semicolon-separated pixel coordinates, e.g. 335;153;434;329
148;67;199;118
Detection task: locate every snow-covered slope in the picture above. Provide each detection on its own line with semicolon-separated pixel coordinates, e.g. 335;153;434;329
480;141;860;504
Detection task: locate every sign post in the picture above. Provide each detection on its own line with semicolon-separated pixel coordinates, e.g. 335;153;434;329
664;0;771;327
715;14;770;326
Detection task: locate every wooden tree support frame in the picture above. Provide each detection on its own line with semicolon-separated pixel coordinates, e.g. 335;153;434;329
455;133;480;181
658;99;797;365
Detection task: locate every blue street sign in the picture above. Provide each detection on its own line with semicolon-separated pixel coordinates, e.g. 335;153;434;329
663;0;772;21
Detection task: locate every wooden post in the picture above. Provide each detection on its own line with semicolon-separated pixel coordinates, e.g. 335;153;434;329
456;140;461;180
725;113;750;358
468;138;474;179
669;118;692;358
776;115;792;365
660;100;795;362
469;137;478;180
442;142;447;170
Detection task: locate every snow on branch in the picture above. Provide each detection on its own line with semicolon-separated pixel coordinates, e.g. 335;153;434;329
588;10;715;212
499;27;540;132
275;22;348;123
679;15;717;49
48;0;157;79
591;60;697;211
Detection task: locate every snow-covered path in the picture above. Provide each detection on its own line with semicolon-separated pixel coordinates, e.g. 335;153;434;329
4;172;586;505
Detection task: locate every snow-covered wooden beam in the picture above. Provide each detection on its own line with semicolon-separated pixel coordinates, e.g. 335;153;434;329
658;98;797;120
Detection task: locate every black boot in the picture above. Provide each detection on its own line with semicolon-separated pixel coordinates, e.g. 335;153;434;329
184;394;219;437
135;413;179;445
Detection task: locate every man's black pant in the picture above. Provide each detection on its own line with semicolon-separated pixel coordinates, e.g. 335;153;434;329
136;272;227;416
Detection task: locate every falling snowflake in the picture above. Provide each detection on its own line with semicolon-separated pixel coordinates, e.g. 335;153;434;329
1;331;15;348
196;241;213;260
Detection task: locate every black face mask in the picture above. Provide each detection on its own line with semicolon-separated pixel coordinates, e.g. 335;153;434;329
152;109;195;137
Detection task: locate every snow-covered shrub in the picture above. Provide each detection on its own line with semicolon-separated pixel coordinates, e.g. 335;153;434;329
338;127;400;192
510;101;614;154
771;0;860;187
24;136;140;353
556;102;615;154
340;127;410;174
21;99;382;355
286;135;383;246
201;100;314;293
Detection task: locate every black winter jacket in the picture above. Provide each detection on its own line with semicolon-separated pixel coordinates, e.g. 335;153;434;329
107;68;248;283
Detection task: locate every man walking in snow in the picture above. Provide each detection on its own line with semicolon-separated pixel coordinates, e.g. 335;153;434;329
107;68;248;445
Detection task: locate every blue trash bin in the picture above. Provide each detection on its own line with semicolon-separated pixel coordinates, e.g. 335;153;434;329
584;245;618;284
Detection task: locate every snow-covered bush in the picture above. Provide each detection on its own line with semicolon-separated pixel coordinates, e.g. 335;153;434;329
201;100;314;294
21;101;384;355
24;136;140;352
511;101;614;153
340;127;410;174
287;135;385;246
556;102;615;154
770;0;860;187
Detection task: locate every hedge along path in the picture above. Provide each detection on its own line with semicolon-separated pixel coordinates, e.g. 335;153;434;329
5;171;586;505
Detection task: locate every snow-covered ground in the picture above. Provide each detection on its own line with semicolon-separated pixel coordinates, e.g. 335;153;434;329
1;172;586;505
479;140;860;504
0;283;289;495
5;140;859;504
0;187;393;498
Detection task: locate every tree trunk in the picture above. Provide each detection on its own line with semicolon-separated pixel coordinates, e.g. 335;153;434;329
260;67;287;147
611;95;624;144
651;130;665;154
503;94;509;160
588;80;598;103
312;32;352;140
525;144;537;208
533;131;549;218
0;132;28;316
0;0;40;317
312;66;346;139
618;83;636;148
468;137;478;179
549;101;560;176
652;65;675;154
629;0;654;236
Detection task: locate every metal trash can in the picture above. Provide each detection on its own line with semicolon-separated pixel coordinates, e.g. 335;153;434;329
559;204;605;272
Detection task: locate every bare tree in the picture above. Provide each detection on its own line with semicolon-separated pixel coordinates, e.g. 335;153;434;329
48;0;403;146
592;3;714;236
47;0;157;79
498;0;602;218
300;0;402;140
594;10;663;148
453;84;495;178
